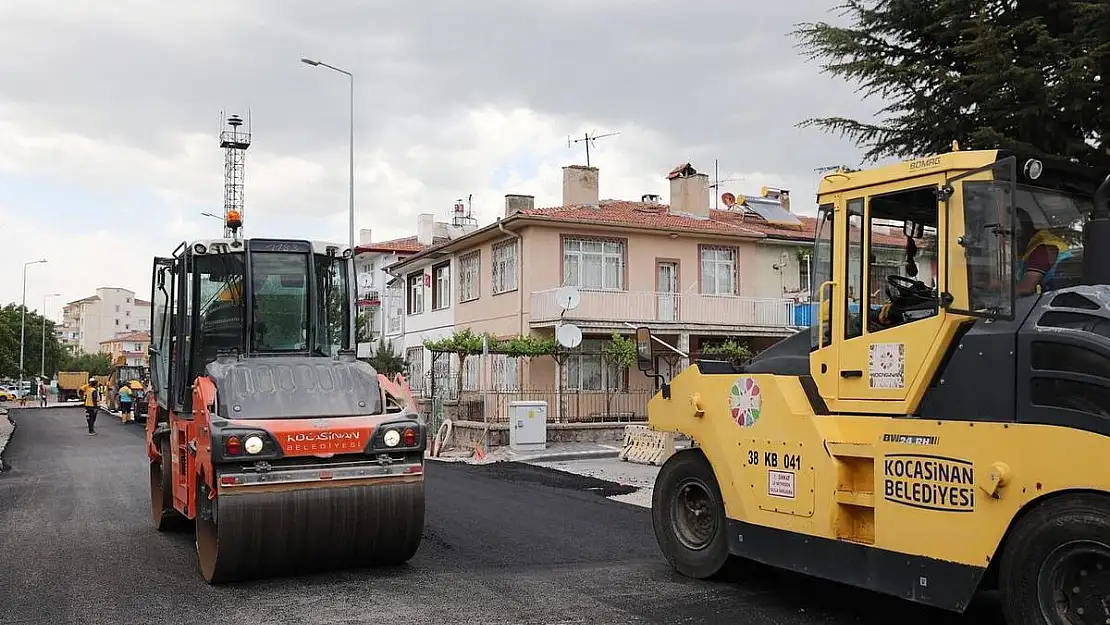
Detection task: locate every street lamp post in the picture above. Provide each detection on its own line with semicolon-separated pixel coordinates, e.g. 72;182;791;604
301;56;355;250
41;293;61;378
20;258;47;392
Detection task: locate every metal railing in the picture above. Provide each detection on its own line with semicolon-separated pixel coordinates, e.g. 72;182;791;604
530;288;796;327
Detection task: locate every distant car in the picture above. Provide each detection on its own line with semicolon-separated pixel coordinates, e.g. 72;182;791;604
0;389;15;402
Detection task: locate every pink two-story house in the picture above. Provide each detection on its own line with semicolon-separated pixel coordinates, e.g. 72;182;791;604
386;162;832;420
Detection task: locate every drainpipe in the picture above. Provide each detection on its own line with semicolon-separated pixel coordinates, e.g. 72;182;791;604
497;217;525;443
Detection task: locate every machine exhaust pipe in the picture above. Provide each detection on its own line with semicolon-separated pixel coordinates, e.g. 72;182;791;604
1080;174;1110;286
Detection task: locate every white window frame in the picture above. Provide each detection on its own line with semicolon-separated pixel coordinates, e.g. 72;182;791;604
407;271;424;315
432;262;450;311
566;339;625;392
563;237;625;290
700;246;737;295
458;251;480;302
491;239;517;294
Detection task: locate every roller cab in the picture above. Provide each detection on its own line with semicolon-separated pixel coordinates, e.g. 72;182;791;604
639;149;1110;625
144;235;426;583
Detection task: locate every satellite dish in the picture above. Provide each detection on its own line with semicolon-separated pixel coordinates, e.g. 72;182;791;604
556;323;582;349
357;273;373;289
555;286;581;311
721;192;736;208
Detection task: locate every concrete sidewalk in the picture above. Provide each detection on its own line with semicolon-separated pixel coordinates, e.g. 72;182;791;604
528;456;661;509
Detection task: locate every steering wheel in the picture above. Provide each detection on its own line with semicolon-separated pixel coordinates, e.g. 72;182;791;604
886;274;931;300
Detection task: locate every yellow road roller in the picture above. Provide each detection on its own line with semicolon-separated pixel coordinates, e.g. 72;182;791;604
636;148;1110;625
144;223;426;583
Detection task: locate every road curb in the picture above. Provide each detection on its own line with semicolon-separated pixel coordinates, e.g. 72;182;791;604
518;449;621;463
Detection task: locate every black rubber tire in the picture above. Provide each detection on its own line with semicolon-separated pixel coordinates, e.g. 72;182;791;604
150;437;186;532
651;450;730;579
998;493;1110;625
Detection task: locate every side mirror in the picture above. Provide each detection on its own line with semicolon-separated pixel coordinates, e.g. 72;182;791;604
635;327;653;372
903;221;926;238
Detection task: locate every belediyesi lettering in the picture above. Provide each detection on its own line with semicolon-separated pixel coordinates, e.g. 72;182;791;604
883;456;976;511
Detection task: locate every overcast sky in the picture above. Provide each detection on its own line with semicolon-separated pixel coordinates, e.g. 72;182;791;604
0;0;874;322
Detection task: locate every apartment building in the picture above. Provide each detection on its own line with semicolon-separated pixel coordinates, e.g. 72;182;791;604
98;330;150;367
355;212;478;359
59;287;151;354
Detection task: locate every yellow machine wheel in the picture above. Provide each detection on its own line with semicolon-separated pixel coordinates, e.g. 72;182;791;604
651;450;730;579
998;494;1110;625
150;438;186;532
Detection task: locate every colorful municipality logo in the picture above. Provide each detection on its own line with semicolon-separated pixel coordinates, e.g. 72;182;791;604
729;376;762;428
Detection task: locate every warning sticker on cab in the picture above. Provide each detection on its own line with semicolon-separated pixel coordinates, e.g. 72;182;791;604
767;470;795;499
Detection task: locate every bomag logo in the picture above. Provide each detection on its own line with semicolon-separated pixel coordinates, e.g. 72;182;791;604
883;454;975;512
908;156;943;171
285;431;361;444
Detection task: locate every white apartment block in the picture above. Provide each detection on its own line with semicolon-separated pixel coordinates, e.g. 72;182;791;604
357;212;476;362
59;287;151;354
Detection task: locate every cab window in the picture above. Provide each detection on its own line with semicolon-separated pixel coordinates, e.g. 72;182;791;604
865;187;939;333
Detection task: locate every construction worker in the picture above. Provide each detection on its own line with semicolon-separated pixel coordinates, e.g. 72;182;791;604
118;382;133;423
1016;207;1072;296
79;377;102;436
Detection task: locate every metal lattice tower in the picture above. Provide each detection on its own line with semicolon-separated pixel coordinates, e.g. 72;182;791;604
219;113;251;237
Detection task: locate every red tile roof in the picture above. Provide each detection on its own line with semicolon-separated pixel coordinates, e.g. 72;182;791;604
355;235;455;254
519;199;909;247
100;330;150;345
391;199;915;272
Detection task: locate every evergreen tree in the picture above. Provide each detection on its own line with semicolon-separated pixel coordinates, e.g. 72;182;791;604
793;0;1110;165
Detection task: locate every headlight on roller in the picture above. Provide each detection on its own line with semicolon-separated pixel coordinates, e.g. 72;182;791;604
383;429;401;447
244;435;264;455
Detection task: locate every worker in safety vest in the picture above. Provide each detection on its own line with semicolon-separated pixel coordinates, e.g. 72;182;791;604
1016;207;1072;296
78;377;102;436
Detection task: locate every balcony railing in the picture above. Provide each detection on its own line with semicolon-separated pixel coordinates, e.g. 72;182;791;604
530;288;800;328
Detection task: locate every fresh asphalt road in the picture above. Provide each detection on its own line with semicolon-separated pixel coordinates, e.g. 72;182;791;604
0;408;1004;625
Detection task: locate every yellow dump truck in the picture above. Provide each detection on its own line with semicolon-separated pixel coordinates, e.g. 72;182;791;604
56;371;89;402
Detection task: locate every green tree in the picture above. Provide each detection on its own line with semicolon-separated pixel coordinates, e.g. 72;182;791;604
366;338;408;377
0;304;65;379
59;351;113;376
702;339;753;364
792;0;1110;165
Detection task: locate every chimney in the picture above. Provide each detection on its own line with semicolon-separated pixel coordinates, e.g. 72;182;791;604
562;165;599;207
504;194;535;217
417;213;434;245
359;228;373;246
666;163;710;218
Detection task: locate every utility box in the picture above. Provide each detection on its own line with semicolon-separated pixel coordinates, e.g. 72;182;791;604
509;400;548;451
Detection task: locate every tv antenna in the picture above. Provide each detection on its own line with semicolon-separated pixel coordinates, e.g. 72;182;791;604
567;130;619;167
709;159;745;209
